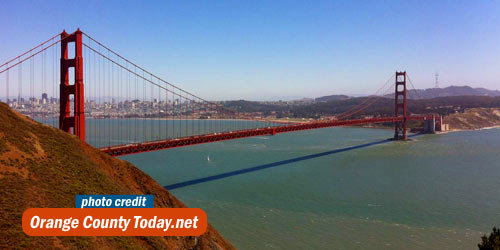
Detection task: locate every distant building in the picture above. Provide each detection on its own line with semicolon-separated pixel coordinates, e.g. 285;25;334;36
42;93;48;104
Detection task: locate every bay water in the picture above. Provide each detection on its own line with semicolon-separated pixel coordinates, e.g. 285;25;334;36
43;118;500;249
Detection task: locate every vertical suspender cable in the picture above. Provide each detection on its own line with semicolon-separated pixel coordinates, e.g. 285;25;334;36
165;81;169;139
107;50;110;147
191;98;194;136
18;58;21;107
97;46;101;146
184;95;187;137
151;74;154;139
43;48;47;123
142;71;146;141
126;61;130;143
6;63;9;106
93;44;97;146
29;52;33;120
197;99;200;135
134;66;138;143
158;78;161;139
173;87;176;138
117;54;120;144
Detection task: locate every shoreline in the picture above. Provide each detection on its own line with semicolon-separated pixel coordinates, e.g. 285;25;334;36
33;115;500;133
441;125;500;134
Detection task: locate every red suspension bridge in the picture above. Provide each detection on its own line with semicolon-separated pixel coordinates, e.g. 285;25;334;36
0;29;440;157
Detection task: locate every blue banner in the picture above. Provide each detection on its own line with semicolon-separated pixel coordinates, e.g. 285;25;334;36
75;195;154;208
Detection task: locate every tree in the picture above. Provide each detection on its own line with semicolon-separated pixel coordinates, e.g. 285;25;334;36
478;227;500;250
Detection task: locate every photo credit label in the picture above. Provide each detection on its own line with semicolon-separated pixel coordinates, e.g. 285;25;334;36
75;195;154;208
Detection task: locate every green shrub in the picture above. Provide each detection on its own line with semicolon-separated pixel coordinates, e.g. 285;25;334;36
479;227;500;250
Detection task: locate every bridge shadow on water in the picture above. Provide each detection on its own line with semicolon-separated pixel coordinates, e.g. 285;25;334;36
164;133;423;190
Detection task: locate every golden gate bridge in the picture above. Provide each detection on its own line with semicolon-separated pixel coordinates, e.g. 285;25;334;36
0;29;440;157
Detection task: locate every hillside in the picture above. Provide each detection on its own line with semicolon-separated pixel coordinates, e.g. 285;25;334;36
391;85;500;99
223;95;500;120
444;108;500;130
288;95;500;118
0;103;235;249
314;94;351;102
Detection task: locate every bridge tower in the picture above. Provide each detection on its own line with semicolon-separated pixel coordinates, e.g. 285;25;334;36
59;29;85;141
394;71;407;140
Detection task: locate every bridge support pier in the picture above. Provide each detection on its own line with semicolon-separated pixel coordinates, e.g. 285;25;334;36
423;115;443;134
59;29;85;141
435;115;443;132
423;117;436;134
394;71;407;140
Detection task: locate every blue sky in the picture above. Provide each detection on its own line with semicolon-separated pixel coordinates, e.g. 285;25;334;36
1;0;499;100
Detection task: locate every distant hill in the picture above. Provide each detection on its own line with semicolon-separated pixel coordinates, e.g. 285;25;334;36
315;94;351;102
293;95;500;118
445;108;500;130
0;103;235;250
223;95;500;119
400;85;500;99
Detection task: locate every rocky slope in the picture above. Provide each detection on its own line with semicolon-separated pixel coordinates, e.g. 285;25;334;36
0;102;235;250
444;108;500;130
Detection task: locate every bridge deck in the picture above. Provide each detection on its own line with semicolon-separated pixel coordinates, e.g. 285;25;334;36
100;116;433;157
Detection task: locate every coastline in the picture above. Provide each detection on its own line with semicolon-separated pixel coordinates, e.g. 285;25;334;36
32;115;500;133
443;125;500;134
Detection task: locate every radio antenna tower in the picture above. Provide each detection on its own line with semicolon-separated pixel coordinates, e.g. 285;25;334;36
435;72;439;88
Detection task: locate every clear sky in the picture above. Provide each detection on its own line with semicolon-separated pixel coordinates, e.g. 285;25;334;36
1;0;499;101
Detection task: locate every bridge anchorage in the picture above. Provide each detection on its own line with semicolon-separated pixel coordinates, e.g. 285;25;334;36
0;29;442;156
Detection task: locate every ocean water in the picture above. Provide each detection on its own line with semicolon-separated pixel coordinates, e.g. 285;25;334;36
38;117;272;148
119;126;500;250
40;117;500;249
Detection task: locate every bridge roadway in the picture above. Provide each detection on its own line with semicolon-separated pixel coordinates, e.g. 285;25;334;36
100;115;433;157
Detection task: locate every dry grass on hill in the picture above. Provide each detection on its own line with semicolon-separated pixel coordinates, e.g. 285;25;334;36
445;108;500;130
0;102;235;250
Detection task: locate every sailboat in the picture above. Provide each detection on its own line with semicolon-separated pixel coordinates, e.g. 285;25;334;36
207;155;211;162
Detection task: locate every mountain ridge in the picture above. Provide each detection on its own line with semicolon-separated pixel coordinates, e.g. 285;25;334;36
390;85;500;99
313;85;500;101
